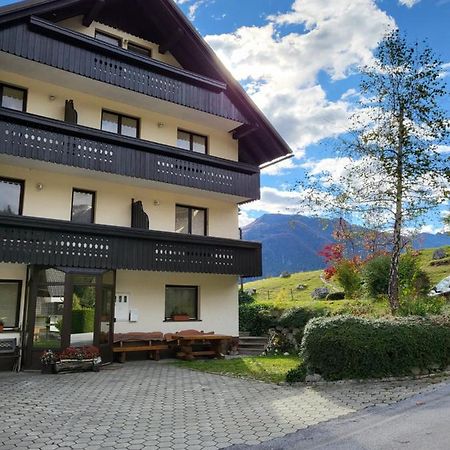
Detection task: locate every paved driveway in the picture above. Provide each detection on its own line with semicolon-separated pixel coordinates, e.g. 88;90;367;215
0;361;447;450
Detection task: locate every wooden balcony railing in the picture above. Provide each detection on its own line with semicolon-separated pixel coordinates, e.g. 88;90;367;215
0;16;246;124
0;215;262;277
0;108;260;200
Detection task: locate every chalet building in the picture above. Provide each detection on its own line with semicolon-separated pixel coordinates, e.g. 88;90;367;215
0;0;292;369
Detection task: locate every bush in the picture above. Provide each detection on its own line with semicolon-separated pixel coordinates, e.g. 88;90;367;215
71;309;95;334
362;255;390;297
301;316;450;380
335;260;361;298
239;303;276;335
239;290;255;304
286;361;307;383
326;292;345;301
362;252;430;298
398;296;445;317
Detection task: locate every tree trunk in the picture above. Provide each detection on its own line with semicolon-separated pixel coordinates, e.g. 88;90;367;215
388;106;404;313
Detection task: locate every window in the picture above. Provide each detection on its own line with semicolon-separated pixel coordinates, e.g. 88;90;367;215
1;83;26;111
95;30;121;47
0;177;24;215
175;205;207;236
165;286;198;321
0;281;21;329
177;130;207;154
71;189;95;224
128;42;152;58
101;110;139;138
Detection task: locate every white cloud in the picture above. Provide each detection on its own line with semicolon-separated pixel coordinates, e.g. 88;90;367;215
205;0;395;155
398;0;421;7
238;209;255;228
261;156;303;176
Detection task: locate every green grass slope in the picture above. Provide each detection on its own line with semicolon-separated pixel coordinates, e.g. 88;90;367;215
244;245;450;314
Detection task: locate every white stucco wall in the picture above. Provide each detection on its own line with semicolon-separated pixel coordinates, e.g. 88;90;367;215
115;271;239;336
57;16;182;68
0;163;240;239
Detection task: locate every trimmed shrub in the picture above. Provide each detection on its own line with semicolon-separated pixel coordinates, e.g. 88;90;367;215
301;316;450;380
71;309;95;334
326;292;345;301
239;303;276;335
286;361;307;383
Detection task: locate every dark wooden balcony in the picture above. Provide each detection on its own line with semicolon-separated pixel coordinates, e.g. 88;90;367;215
0;16;246;124
0;215;262;277
0;108;260;200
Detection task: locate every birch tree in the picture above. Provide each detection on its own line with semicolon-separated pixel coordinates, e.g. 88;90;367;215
299;31;449;312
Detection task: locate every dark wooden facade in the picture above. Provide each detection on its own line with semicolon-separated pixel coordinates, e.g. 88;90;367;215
0;108;260;200
0;215;262;277
0;17;247;124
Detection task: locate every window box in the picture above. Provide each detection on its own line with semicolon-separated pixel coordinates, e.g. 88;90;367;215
171;314;191;322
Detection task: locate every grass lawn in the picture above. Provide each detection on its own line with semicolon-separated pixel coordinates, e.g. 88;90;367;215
174;355;300;383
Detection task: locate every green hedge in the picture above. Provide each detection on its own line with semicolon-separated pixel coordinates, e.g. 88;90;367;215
239;304;277;336
239;304;326;338
71;309;95;334
301;316;450;380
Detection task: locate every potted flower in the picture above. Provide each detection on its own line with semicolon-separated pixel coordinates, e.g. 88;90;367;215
40;350;58;374
171;308;191;321
55;345;101;373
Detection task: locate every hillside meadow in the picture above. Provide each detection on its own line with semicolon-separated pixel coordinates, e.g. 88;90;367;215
244;246;450;316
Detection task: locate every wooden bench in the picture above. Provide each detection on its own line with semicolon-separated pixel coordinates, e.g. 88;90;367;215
113;333;168;363
165;330;232;361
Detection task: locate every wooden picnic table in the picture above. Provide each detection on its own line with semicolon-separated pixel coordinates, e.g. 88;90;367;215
173;334;232;361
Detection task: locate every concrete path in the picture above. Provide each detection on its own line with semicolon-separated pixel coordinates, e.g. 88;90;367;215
0;361;447;450
230;379;450;449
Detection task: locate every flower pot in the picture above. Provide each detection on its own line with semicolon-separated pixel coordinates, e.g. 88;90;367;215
54;357;102;374
172;314;190;321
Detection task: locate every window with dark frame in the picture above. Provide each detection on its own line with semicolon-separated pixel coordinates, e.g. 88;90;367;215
177;130;207;154
165;285;198;321
0;83;27;111
0;177;24;215
127;42;152;58
101;110;139;138
175;205;207;236
0;280;22;329
95;30;121;47
71;189;95;224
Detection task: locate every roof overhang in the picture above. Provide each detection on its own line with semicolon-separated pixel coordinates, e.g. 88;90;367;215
0;0;294;166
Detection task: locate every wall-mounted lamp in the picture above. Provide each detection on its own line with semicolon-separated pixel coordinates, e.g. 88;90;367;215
49;95;56;101
36;182;44;191
153;200;160;206
157;122;165;128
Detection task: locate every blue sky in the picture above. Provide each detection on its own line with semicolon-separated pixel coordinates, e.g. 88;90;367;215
1;0;449;233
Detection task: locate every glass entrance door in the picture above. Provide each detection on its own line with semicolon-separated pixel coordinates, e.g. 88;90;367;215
26;267;115;369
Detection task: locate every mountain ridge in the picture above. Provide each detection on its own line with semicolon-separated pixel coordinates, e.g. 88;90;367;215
242;214;450;278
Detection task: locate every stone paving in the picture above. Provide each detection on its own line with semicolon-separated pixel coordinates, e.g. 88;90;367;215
0;361;447;450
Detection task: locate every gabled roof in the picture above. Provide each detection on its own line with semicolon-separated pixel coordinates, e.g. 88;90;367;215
0;0;293;166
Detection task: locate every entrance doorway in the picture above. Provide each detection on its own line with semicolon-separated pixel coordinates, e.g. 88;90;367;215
25;267;115;369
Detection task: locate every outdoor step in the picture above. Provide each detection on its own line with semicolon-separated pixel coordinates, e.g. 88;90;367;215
238;343;267;349
238;349;265;355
